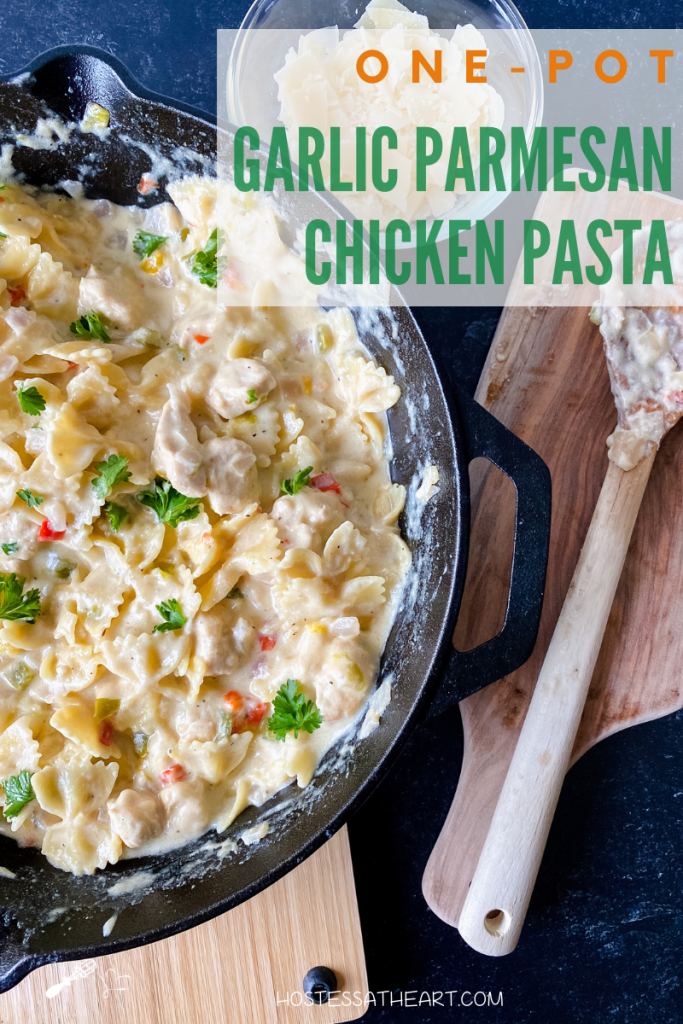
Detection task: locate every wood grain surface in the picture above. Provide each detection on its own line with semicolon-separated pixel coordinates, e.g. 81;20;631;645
423;203;683;926
0;826;367;1024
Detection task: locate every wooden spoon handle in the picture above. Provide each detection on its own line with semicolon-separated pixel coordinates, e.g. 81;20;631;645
457;448;655;956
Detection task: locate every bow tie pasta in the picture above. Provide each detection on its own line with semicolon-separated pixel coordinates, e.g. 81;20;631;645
0;176;410;873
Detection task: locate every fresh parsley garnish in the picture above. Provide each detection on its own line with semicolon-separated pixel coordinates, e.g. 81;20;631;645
268;679;323;741
188;228;227;288
17;489;43;509
69;311;112;342
103;501;128;533
0;232;6;240
133;231;168;259
281;466;313;496
0;573;41;623
153;598;187;633
246;388;257;404
137;477;202;528
2;770;35;819
1;542;17;556
92;454;131;500
16;384;46;416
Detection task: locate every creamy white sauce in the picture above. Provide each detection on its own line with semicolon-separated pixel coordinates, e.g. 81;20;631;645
0;174;410;874
592;221;683;469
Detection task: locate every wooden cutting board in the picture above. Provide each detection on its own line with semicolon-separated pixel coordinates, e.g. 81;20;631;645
0;826;367;1024
423;183;683;928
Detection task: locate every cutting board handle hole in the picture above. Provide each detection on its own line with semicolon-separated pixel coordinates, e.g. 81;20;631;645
484;909;509;937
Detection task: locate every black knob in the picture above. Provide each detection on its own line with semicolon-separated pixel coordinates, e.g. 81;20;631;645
303;966;337;1005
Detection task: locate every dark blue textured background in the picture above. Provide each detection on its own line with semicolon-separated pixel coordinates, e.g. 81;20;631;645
3;3;683;1021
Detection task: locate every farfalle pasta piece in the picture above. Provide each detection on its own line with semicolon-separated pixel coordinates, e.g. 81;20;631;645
181;731;252;784
46;402;106;479
332;354;401;414
0;716;41;779
42;819;122;875
340;576;386;617
228;514;281;575
39;645;100;697
26;251;79;322
50;703;121;758
96;630;193;687
32;743;118;819
74;564;128;639
322;521;367;576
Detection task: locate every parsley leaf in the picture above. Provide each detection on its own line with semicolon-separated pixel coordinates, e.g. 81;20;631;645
137;477;201;528
17;489;43;509
133;231;168;259
2;770;35;819
103;502;128;533
281;466;313;496
16;384;46;416
246;388;257;404
188;228;227;288
1;542;17;556
153;598;187;633
92;454;131;500
268;679;322;741
0;232;6;240
69;311;112;342
0;573;41;623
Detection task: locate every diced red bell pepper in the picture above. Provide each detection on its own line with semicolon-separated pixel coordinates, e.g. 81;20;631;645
137;174;158;195
224;690;246;732
258;634;276;652
38;520;66;542
310;473;341;495
99;721;114;747
246;701;268;727
224;690;244;714
8;286;26;306
159;763;186;786
193;334;210;344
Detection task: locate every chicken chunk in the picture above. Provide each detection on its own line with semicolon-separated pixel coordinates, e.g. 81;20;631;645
207;358;276;420
203;436;258;514
271;490;345;553
152;387;206;496
160;779;208;842
193;604;241;674
0;508;40;567
108;788;165;849
78;265;143;332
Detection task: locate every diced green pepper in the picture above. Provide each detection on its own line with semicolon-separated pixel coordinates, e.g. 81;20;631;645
216;710;232;741
4;661;34;691
133;732;148;757
94;698;120;722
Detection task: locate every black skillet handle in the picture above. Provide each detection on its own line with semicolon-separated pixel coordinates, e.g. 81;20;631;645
427;386;551;718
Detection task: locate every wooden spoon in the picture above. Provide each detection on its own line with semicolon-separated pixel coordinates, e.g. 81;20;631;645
457;298;683;956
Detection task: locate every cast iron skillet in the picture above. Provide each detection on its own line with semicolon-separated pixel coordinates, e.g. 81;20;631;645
0;48;551;990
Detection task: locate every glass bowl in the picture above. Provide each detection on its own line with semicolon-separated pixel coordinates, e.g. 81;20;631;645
226;0;543;239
